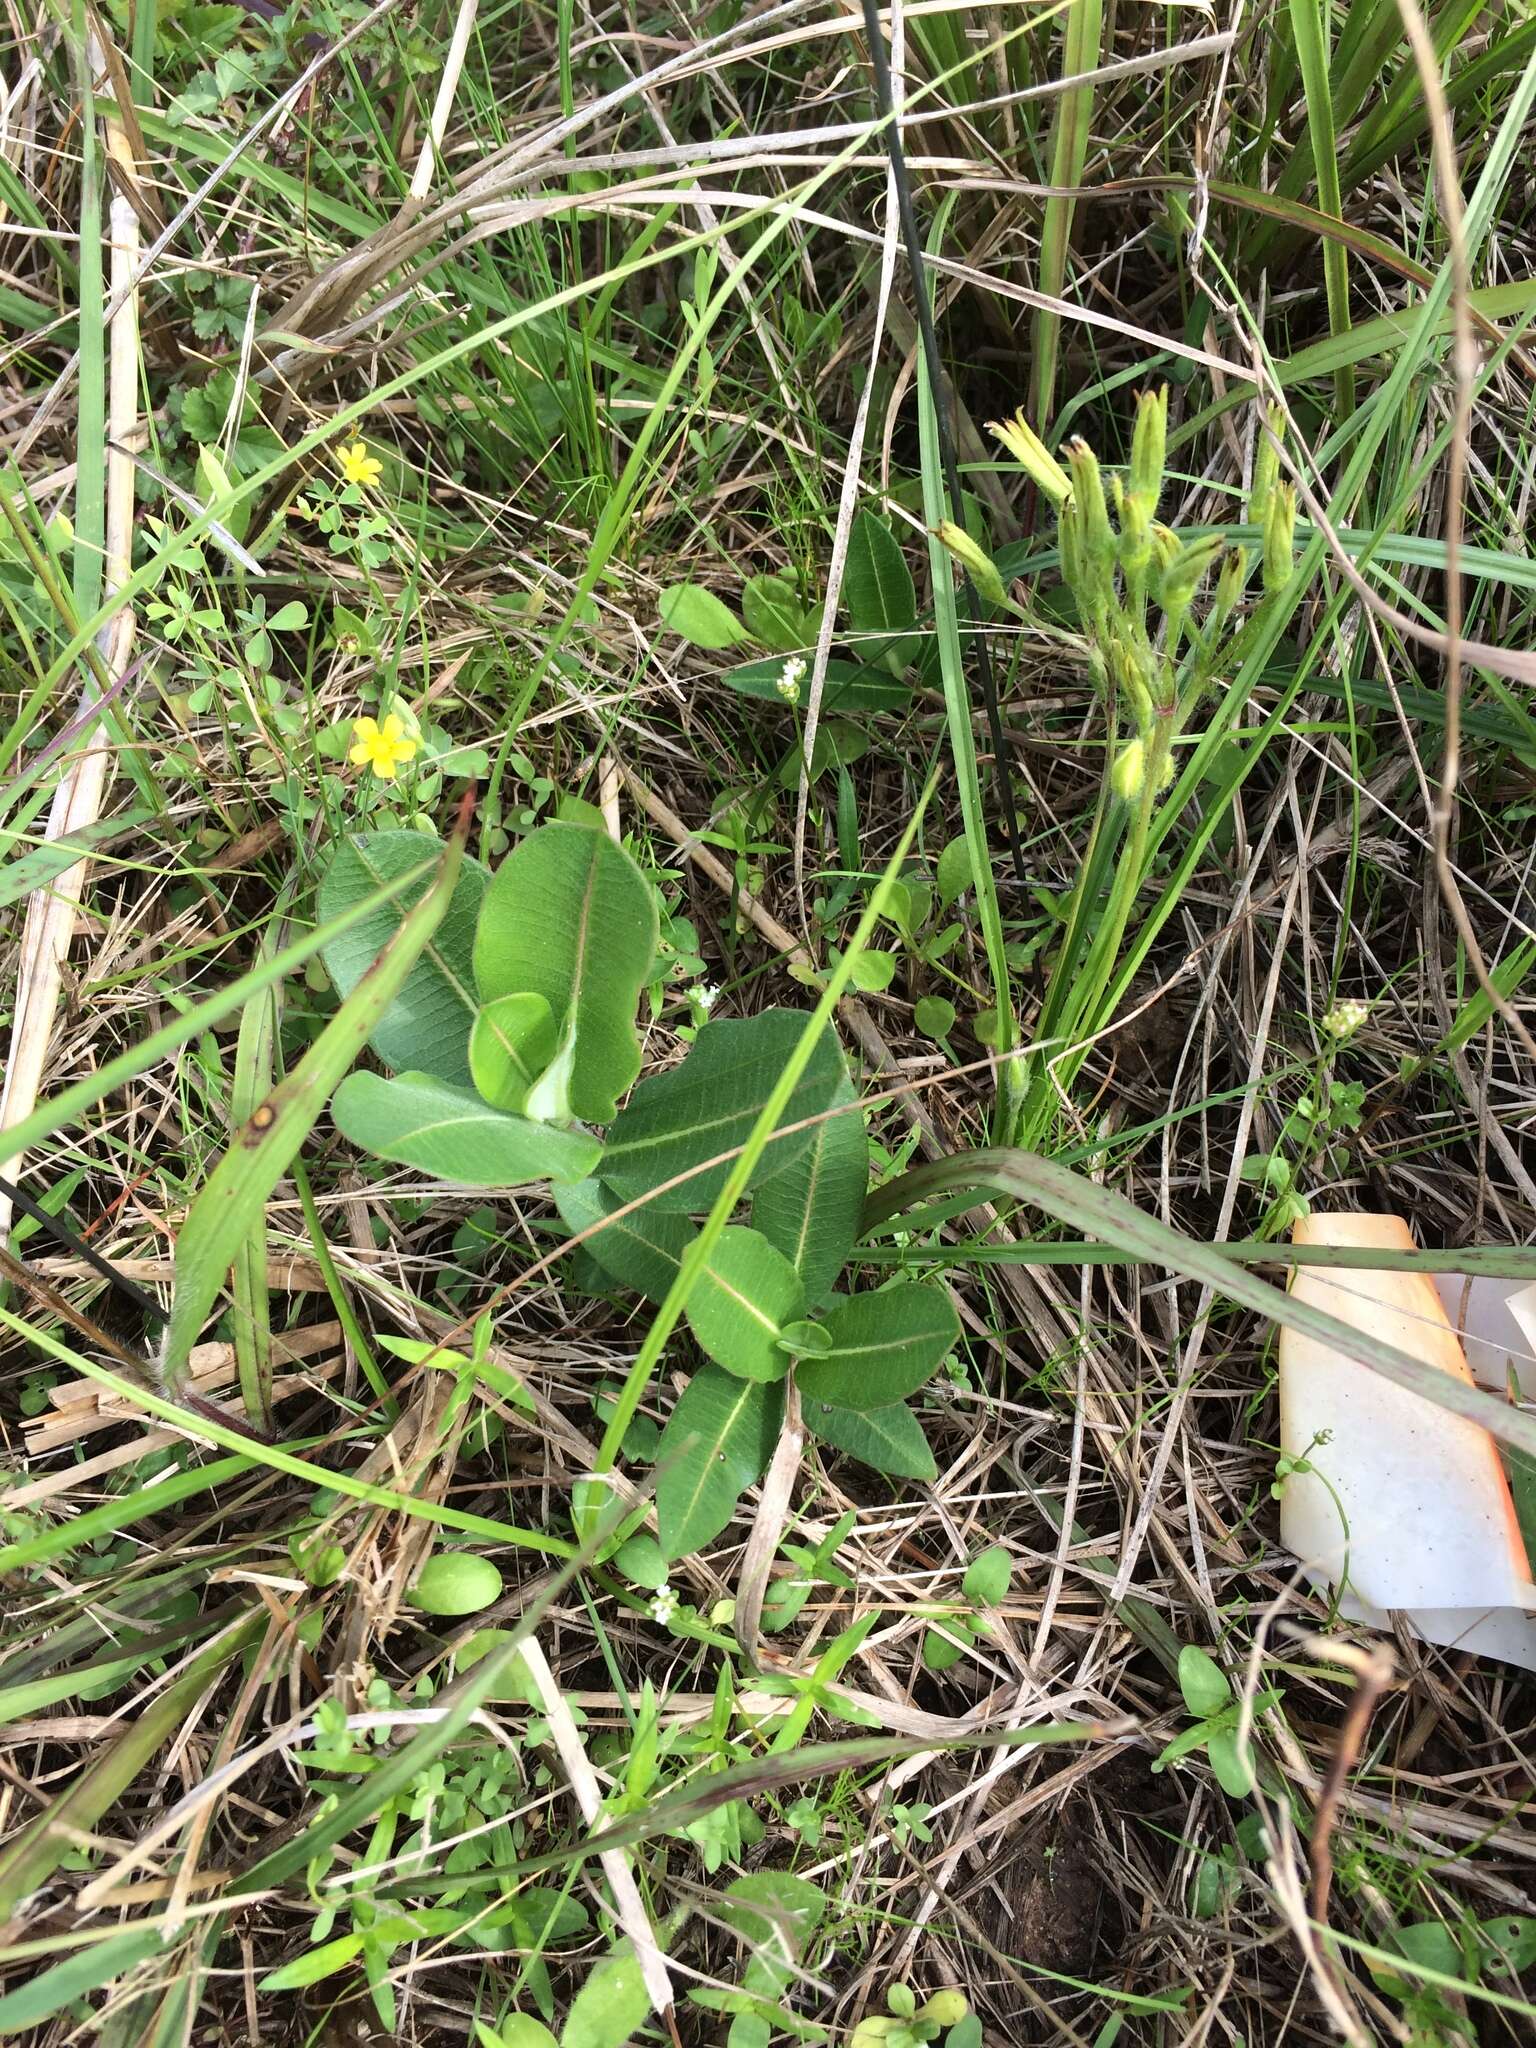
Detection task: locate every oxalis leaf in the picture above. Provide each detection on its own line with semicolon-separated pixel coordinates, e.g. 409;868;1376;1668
163;816;471;1386
656;1366;783;1559
316;828;489;1086
473;821;658;1123
332;1071;600;1186
804;1397;936;1480
796;1284;959;1410
751;1073;867;1304
685;1226;805;1382
599;1009;845;1212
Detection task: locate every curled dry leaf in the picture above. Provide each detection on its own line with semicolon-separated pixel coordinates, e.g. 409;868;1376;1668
1280;1213;1536;1672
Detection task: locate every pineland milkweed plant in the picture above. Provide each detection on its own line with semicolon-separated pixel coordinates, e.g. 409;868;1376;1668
316;817;960;1565
985;392;1297;1135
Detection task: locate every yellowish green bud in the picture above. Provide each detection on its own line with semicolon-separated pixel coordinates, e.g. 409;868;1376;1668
988;410;1071;504
919;1991;970;2026
1158;534;1224;610
1262;481;1297;594
934;520;1008;607
1112;736;1146;800
1215;545;1250;617
1130;386;1168;511
1247;404;1283;535
1066;439;1113;577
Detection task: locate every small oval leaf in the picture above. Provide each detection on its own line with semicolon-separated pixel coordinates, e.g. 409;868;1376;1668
658;583;748;649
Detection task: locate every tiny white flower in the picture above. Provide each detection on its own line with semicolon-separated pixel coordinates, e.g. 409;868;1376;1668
1321;998;1370;1039
776;656;806;703
695;983;719;1012
650;1583;679;1626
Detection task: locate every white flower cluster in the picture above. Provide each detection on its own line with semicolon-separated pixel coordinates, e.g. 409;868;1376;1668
1321;998;1370;1039
776;656;806;703
650;1583;679;1627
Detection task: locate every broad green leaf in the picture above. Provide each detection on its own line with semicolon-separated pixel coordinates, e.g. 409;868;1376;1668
258;1935;365;1991
796;1284;959;1410
804;1397;936;1480
554;1176;695;1305
1178;1644;1232;1718
741;570;814;652
600;1009;844;1212
656;1366;783;1559
1206;1727;1254;1798
658;582;747;649
722;655;909;713
686;1227;806;1382
317;828;489;1086
470;992;558;1113
476;2019;559;2048
935;835;976;906
474;822;658;1123
844;510;918;672
332;1071;600;1185
751;1078;867;1303
964;1544;1011;1606
164;827;469;1383
562;1946;649;2048
913;994;956;1038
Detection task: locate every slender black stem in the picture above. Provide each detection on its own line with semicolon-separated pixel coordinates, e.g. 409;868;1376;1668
859;0;1027;882
0;1168;168;1324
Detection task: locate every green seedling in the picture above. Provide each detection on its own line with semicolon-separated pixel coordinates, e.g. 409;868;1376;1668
1153;1645;1283;1799
921;1542;1011;1672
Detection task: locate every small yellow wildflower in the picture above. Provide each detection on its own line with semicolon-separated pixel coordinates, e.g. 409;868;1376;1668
336;440;383;489
349;713;417;780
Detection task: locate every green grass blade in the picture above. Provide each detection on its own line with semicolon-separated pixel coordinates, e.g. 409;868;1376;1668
160;804;470;1385
866;1150;1536;1462
1030;0;1103;427
1288;0;1354;418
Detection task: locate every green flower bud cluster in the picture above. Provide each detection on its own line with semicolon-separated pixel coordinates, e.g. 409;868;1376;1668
1023;388;1266;802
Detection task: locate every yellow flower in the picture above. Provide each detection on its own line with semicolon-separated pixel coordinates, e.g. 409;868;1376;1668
336;440;383;489
349;713;417;780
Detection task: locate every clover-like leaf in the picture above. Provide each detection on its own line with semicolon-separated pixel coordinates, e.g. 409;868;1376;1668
473;822;658;1123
